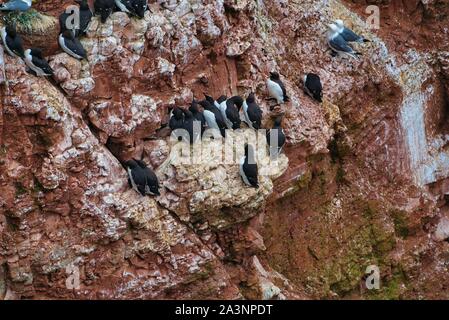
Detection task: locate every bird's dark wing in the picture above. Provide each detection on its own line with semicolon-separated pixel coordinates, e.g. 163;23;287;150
32;56;54;75
80;10;93;33
67;38;87;58
329;36;354;53
307;75;322;91
306;75;323;100
213;107;227;129
59;12;69;31
274;79;288;101
144;168;159;188
169;117;183;130
266;128;285;151
342;28;361;42
131;167;147;195
247;103;262;129
143;167;160;195
226;104;241;128
243;162;259;187
6;35;24;57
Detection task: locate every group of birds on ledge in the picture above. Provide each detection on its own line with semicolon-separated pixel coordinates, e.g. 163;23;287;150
0;0;370;197
0;0;147;74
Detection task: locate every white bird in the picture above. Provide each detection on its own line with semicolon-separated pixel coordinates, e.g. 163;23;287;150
327;23;362;60
0;0;31;11
335;19;370;43
266;72;289;105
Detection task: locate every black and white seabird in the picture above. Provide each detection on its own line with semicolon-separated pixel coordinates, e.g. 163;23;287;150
0;0;31;11
24;48;54;77
242;93;263;130
240;144;259;188
1;25;24;58
189;99;207;134
169;106;184;131
266;116;286;156
216;95;227;105
125;159;160;196
78;0;93;34
94;0;115;23
182;108;201;144
335;19;370;43
303;73;323;103
204;94;226;110
327;24;361;59
219;96;243;130
267;72;289;105
59;30;88;60
199;100;227;137
60;0;93;35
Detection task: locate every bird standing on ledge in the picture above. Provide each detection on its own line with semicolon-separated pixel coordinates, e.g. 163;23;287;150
0;0;31;11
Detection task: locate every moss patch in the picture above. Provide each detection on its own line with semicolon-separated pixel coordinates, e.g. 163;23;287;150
1;9;56;34
14;182;27;196
390;210;411;239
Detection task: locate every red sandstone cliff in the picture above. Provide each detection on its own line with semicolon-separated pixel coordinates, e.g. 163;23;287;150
0;0;448;299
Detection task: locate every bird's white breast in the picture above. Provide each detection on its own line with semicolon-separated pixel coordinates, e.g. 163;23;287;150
59;34;83;60
267;79;284;103
219;101;233;129
0;27;15;57
203;109;219;130
239;156;251;187
127;167;139;194
24;50;42;75
242;101;253;129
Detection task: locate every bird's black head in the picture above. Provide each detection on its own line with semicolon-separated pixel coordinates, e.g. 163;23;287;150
246;92;256;103
173;107;184;119
5;24;17;37
125;159;138;169
76;0;90;10
62;29;75;39
100;10;110;23
135;9;145;18
270;72;280;80
231;96;244;109
199;100;212;110
150;185;160;196
182;108;193;119
273;116;283;127
217;95;227;104
30;48;44;58
133;158;148;168
203;94;215;105
190;99;200;113
133;1;146;18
